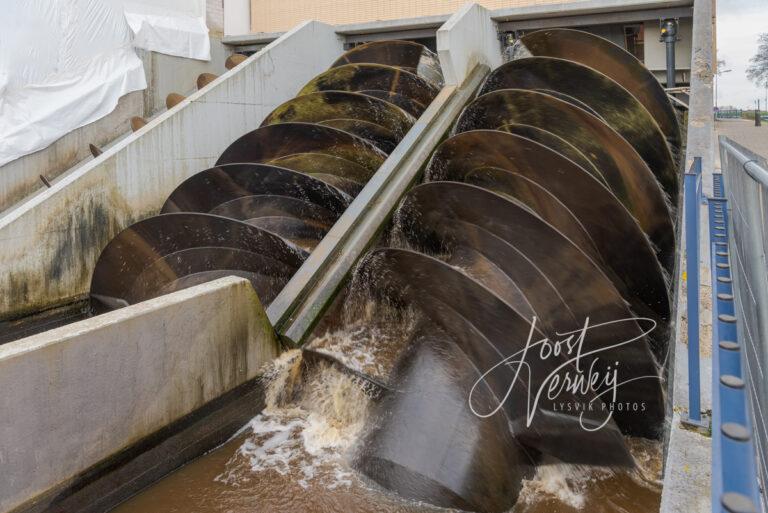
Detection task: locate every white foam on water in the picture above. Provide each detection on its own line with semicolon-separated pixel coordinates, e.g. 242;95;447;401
516;459;614;509
216;349;371;491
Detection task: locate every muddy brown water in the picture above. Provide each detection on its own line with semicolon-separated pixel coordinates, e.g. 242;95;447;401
112;322;662;513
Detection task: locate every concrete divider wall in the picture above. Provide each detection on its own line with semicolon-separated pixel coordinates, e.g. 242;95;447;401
0;277;280;513
0;21;343;322
436;3;503;86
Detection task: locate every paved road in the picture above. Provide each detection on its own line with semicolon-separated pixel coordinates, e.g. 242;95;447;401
716;118;768;159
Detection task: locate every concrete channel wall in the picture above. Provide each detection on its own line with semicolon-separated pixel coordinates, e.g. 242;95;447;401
0;277;280;513
0;21;344;322
0;38;230;216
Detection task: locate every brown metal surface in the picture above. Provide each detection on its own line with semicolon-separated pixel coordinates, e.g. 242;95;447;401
166;93;186;109
267;152;374;185
161;163;350;217
498;123;605;184
331;40;443;87
396;183;665;436
130;116;147;132
357;90;426;117
318;119;400;154
89;144;103;157
197;73;219;90
90;213;306;312
225;53;248;70
354;331;536;513
216;122;387;173
479;58;678;198
454;89;675;270
425;130;671;334
298;63;439;110
261;91;414;142
521;28;682;151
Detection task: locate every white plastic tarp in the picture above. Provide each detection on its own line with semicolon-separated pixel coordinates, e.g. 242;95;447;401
123;0;210;61
0;0;147;168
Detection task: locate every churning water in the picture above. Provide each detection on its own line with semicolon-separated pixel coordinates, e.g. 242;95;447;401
112;316;662;513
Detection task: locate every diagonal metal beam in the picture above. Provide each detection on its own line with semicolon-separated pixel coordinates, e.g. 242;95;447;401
266;64;489;346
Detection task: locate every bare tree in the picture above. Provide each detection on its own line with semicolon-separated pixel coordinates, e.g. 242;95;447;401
746;33;768;88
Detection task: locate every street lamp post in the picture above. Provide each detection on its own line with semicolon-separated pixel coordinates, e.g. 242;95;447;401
714;68;731;112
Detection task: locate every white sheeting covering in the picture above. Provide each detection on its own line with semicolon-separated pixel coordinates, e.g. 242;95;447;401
0;0;147;168
123;0;210;61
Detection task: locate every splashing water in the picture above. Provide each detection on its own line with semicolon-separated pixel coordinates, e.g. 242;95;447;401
112;329;663;513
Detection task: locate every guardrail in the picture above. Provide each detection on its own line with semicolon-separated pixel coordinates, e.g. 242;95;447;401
710;136;768;513
684;156;705;426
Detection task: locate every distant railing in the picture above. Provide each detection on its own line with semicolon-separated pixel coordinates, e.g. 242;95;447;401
715;109;743;119
711;137;767;513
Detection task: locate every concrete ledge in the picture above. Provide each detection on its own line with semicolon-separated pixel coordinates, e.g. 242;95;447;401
437;3;502;86
0;276;280;513
491;0;692;21
0;21;344;321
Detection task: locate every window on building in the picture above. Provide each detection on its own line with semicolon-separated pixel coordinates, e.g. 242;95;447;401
624;24;645;62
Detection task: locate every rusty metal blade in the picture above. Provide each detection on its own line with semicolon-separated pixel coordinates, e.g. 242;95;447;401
354;331;536;513
161;163;351;217
521;28;682;151
261;91;414;141
225;53;248;70
299;63;439;108
208;194;336;228
360;246;643;445
454;89;675;269
500;122;605;184
425;130;671;330
479;57;678;198
196;72;218;89
165;92;186;109
216;122;386;174
358;89;427;117
267;152;374;184
318;118;399;154
396;183;665;436
331;40;444;87
90;213;306;312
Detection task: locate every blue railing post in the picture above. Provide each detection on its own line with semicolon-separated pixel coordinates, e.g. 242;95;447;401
684;156;704;425
709;174;761;513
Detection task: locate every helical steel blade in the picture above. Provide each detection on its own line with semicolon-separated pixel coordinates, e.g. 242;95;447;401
520;28;682;151
261;91;415;142
425;130;671;336
478;58;678;198
216;122;387;173
90;213;306;312
396;183;666;436
298;63;439;109
500;122;605;184
358;247;641;449
330;40;444;87
161;163;351;216
454;89;675;270
354;330;536;513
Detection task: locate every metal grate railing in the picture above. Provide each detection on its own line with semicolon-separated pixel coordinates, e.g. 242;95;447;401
710;136;768;513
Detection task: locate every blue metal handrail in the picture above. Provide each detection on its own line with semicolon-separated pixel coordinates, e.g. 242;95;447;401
708;174;761;513
684;157;703;425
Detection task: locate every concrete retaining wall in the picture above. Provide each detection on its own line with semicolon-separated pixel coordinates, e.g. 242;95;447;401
0;37;230;216
436;3;502;86
0;21;343;322
0;276;279;513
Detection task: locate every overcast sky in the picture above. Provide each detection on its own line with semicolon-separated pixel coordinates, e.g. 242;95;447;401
716;0;768;109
